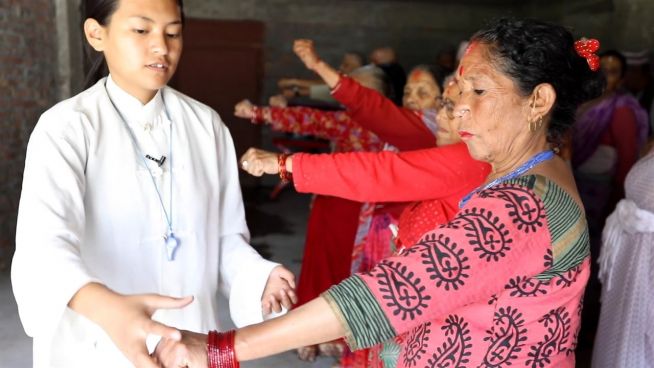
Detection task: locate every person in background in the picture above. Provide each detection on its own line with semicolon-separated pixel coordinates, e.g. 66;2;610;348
571;50;649;352
369;46;407;106
592;142;654;367
234;64;391;363
11;1;295;367
292;39;447;365
623;49;654;135
154;18;602;368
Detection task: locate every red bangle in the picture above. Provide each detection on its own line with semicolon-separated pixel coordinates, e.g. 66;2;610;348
278;153;293;183
207;330;239;368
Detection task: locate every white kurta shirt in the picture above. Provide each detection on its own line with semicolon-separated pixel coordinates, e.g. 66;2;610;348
11;76;278;367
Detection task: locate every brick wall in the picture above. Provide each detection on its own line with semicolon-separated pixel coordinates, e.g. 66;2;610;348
0;1;58;270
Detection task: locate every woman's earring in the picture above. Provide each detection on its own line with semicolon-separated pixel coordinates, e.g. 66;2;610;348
529;115;543;132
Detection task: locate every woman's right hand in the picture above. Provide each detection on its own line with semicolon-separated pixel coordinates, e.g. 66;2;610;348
293;39;321;71
234;99;256;120
240;148;289;177
68;283;193;368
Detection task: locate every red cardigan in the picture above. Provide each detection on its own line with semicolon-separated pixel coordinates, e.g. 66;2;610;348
293;143;491;244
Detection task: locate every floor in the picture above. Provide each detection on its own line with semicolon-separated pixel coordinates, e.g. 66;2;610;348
0;186;335;368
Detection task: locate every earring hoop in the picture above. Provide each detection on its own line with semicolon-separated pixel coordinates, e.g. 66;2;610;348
529;115;544;132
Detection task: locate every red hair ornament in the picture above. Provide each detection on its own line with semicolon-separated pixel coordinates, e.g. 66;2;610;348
574;38;601;72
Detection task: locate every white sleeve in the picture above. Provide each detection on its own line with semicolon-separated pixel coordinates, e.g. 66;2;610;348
213;115;280;327
11;112;99;338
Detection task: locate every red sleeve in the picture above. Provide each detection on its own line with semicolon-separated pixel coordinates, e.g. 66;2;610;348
609;106;639;191
331;76;436;150
293;142;491;202
260;106;382;151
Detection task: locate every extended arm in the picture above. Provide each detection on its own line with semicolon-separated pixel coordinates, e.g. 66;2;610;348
235;100;382;151
239;143;490;203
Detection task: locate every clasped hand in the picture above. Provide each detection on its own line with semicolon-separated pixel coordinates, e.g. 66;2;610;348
153;265;296;367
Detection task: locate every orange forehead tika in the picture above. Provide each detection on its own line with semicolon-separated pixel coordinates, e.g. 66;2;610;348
409;69;426;82
459;41;478;77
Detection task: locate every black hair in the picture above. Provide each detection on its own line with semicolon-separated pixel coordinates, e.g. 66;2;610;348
81;0;185;89
409;64;447;92
600;49;627;78
471;18;605;148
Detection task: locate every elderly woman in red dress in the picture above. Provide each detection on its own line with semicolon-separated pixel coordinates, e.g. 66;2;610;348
154;18;603;368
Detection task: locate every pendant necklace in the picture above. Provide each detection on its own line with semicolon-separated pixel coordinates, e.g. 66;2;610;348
459;150;555;208
105;83;180;261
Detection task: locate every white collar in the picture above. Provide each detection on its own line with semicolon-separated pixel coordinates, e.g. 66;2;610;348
105;74;166;130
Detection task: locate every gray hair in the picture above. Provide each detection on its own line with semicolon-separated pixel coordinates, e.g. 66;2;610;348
349;64;390;96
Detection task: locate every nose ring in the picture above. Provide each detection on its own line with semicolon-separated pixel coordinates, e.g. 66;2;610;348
455;108;470;118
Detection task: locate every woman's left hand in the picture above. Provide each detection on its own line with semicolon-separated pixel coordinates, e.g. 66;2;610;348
239;148;283;177
234;99;256;120
153;330;208;368
261;265;297;315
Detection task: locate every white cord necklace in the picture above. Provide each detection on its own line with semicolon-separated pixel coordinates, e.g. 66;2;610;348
105;83;180;261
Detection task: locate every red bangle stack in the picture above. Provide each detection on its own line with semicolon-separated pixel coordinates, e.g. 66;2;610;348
207;330;239;368
278;153;293;183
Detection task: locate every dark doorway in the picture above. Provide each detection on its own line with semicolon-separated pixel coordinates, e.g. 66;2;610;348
170;18;265;186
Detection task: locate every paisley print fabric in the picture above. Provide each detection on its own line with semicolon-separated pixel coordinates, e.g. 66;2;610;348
324;175;590;367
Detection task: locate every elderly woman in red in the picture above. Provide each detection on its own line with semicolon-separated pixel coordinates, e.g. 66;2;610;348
154;18;603;368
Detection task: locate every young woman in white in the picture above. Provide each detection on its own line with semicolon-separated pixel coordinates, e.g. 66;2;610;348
11;1;295;367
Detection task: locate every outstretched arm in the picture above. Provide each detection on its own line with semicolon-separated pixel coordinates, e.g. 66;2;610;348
155;296;344;367
239;144;490;203
234;99;382;151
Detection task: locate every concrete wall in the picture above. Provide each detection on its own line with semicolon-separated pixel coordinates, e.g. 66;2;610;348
184;0;654;101
0;0;58;270
183;0;520;101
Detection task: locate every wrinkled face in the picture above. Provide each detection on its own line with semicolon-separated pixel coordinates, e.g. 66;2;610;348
403;70;441;110
339;53;363;75
100;0;183;103
601;55;624;93
454;43;532;163
434;81;462;147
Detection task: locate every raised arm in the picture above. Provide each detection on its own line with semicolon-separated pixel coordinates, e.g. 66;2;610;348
239;143;490;203
293;39;436;150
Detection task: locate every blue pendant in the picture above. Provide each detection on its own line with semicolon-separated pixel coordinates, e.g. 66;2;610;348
165;233;180;261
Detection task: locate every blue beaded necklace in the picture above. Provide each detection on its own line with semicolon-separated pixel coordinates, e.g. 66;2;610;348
459;150;555;208
105;83;181;261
